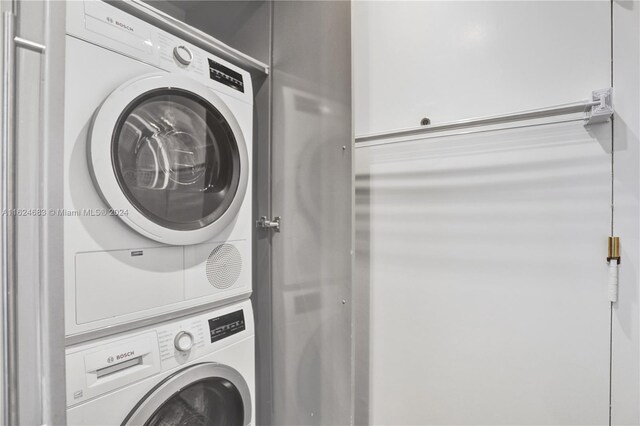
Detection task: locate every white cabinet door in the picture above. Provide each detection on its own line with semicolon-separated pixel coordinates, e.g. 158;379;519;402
354;2;613;424
356;119;612;425
270;2;353;425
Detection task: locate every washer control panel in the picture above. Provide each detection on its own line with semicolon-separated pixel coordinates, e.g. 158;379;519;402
65;282;254;408
174;330;195;352
157;317;206;366
208;309;246;342
155;300;253;370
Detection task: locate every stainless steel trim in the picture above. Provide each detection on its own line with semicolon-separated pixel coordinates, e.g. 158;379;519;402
39;2;67;423
13;36;45;53
108;0;269;75
122;363;252;426
64;292;251;346
354;100;601;144
1;10;17;426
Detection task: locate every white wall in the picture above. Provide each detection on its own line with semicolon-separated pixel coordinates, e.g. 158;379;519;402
356;119;612;425
611;1;640;424
353;1;640;424
353;1;610;137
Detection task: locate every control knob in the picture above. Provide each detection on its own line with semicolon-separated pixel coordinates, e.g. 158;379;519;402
173;45;193;66
174;331;194;352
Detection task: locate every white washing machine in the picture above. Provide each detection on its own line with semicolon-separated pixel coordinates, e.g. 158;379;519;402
66;300;255;425
64;1;254;338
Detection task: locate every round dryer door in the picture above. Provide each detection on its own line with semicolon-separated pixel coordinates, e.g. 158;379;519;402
123;363;252;426
89;73;249;245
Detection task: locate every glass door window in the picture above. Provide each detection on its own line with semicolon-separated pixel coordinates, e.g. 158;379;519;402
112;89;241;231
145;378;244;426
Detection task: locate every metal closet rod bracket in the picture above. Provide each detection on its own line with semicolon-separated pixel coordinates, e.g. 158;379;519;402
586;88;613;125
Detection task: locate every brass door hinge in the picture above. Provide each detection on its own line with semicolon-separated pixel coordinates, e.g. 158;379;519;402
608;236;620;303
607;236;620;264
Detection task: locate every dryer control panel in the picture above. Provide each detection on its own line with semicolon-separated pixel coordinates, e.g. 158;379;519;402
208;59;244;93
65;0;253;105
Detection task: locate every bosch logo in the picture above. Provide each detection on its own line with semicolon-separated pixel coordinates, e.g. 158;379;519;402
116;351;135;360
115;21;134;32
107;356;114;364
105;16;134;32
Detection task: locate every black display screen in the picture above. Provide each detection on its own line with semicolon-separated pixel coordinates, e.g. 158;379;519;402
208;59;244;93
208;310;246;343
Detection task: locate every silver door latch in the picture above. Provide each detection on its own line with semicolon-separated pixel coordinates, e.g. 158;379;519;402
256;216;280;232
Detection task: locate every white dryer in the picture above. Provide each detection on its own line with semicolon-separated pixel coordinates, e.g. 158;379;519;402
64;1;254;338
66;300;255;425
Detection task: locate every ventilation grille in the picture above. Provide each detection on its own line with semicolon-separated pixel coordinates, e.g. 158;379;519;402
206;243;242;290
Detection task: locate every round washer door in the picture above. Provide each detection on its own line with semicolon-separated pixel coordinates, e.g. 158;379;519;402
123;363;252;426
89;73;249;245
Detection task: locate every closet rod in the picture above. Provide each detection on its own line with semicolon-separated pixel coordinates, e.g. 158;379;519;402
355;90;612;144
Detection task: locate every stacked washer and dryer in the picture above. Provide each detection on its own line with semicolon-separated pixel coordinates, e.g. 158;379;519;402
63;1;257;424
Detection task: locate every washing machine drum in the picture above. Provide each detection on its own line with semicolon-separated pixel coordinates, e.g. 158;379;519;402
123;363;252;426
89;73;249;245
